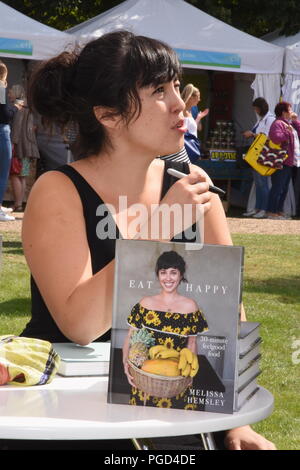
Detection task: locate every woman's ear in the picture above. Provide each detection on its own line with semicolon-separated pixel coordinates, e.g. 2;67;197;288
93;106;121;130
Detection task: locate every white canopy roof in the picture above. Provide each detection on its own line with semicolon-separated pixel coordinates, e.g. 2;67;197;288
67;0;283;74
0;1;74;60
263;29;300;75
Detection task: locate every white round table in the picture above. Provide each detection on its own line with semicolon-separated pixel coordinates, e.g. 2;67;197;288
0;376;274;441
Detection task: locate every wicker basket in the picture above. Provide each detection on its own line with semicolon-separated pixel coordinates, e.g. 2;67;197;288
128;361;192;398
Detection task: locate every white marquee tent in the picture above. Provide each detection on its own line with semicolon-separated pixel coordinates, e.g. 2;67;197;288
67;0;284;114
264;30;300;116
68;0;282;74
0;1;75;202
0;1;74;61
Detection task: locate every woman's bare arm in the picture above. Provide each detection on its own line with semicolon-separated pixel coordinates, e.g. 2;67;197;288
187;335;197;354
123;327;135;386
22;171;114;345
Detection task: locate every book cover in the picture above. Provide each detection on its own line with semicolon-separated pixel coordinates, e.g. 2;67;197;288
239;322;260;355
236;377;259;410
238;354;261;389
53;342;110;376
107;239;244;414
239;337;262;372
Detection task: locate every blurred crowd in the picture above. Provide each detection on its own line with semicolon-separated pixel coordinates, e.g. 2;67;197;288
0;60;73;222
0;59;299;222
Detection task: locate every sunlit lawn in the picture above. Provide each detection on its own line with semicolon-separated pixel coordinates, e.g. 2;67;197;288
232;234;300;451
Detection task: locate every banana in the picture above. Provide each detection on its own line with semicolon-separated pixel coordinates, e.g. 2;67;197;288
191;353;199;370
181;363;191;377
156;348;180;359
149;345;167;359
190;356;199;377
178;351;187;371
181;348;193;364
190;363;199;377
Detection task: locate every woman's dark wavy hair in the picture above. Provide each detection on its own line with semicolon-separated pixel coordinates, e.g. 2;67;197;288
252;97;269;117
274;101;291;118
28;30;181;159
155;251;187;283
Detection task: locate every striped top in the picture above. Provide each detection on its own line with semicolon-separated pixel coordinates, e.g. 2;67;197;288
160;147;190;163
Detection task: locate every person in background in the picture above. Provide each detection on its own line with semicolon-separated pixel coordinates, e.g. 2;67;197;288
242;97;275;218
0;62;20;221
20;30;275;450
267;101;300;219
35;116;71;177
181;84;209;135
10;87;40;211
292;130;300;217
181;84;209;163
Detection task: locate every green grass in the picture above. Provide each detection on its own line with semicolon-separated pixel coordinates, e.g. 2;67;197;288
232;234;300;451
0;231;31;335
0;230;299;449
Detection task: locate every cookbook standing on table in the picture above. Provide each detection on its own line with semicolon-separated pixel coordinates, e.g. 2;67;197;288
107;239;244;414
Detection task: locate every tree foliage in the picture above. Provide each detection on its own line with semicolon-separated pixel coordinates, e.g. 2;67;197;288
193;0;300;37
2;0;120;31
2;0;300;37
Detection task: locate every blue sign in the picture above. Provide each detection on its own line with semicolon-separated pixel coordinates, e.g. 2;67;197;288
0;38;33;56
175;48;241;68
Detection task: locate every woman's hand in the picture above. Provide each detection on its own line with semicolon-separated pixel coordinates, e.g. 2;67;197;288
122;328;136;387
197;108;209;121
141;167;212;241
225;425;276;450
0;363;10;385
290;112;298;121
123;360;136;387
242;130;254;138
166;168;211;206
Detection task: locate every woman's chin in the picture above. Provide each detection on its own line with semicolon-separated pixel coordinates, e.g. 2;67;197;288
160;140;184;157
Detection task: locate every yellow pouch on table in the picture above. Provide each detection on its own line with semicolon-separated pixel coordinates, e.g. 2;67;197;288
244;133;277;176
0;335;60;386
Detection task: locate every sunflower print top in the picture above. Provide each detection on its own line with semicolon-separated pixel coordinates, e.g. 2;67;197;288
127;303;209;410
127;302;208;350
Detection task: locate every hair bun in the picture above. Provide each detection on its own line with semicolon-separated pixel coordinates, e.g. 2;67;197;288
28;50;79;126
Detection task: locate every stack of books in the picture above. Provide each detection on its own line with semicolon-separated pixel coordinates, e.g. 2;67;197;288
53;342;110;377
236;322;262;410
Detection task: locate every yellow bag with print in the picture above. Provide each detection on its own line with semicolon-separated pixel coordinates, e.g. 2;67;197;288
244;133;278;176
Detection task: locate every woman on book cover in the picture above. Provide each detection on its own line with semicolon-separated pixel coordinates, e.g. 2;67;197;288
123;250;208;410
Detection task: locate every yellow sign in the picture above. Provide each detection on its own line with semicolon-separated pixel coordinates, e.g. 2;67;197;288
209;150;236;161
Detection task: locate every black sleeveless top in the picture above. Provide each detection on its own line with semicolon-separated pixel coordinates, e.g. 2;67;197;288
21;160;192;343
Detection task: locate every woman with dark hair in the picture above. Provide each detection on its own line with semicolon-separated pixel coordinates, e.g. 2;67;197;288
242;97;275;218
20;31;274;449
154;250;188;281
267;101;300;219
21;31;220;344
123;250;208;408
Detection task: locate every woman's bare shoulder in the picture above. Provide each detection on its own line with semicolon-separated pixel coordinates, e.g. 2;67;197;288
26;168;81;213
22;168;84;248
139;295;159;310
178;295;198;312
